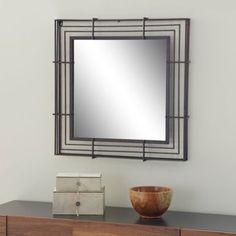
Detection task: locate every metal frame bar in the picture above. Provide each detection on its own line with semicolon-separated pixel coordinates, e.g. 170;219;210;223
69;35;171;145
54;18;190;161
64;32;177;150
183;19;191;161
58;18;190;22
59;25;177;149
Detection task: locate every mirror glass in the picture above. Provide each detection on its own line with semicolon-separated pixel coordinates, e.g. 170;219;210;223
73;39;169;141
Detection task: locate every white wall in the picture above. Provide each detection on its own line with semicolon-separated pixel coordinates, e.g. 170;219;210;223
0;0;236;215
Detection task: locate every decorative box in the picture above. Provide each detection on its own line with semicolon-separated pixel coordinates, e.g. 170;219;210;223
53;187;105;215
56;173;102;192
53;172;105;215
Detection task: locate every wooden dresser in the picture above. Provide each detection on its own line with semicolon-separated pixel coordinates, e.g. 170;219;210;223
0;201;236;236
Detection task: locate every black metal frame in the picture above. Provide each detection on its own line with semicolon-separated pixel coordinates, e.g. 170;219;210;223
54;18;190;161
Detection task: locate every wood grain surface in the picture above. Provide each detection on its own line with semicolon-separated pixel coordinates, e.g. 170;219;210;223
7;216;179;236
73;221;179;236
181;228;236;236
0;216;6;236
8;216;73;236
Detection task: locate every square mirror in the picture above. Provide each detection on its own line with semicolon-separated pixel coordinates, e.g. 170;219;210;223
72;38;169;141
54;18;190;161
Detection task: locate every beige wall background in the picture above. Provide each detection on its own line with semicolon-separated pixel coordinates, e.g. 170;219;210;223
0;0;236;214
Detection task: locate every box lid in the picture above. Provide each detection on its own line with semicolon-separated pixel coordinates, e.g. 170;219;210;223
56;173;102;178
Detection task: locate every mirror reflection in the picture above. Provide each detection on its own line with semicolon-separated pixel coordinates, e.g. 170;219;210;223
73;39;169;141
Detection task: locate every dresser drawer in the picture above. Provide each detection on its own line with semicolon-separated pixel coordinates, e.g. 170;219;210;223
7;216;179;236
7;216;73;236
0;216;6;236
73;221;179;236
181;229;236;236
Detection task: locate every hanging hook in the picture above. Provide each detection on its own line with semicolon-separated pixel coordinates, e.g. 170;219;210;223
92;18;97;39
92;138;95;158
142;140;146;161
142;17;148;39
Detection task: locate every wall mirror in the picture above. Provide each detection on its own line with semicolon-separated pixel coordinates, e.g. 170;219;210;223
54;18;190;161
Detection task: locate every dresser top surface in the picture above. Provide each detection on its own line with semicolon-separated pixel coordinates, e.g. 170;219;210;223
0;201;236;233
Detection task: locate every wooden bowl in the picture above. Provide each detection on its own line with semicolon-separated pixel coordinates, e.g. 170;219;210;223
129;186;172;218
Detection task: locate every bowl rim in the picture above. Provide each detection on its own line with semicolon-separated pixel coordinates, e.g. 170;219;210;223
130;186;172;194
